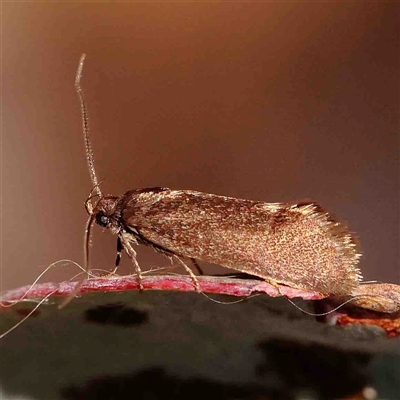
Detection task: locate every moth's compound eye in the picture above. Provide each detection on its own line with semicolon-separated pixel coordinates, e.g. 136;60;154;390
95;212;109;228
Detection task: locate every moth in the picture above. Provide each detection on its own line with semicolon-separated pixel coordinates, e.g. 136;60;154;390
75;54;362;299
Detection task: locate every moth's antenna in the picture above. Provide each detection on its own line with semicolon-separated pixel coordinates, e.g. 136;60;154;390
59;55;102;308
75;54;102;198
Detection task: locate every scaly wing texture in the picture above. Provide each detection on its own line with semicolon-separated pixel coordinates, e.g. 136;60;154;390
121;190;362;295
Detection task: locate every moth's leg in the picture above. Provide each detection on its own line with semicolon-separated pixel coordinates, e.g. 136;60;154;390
111;236;123;275
265;278;283;296
174;256;201;293
190;258;204;275
120;234;144;291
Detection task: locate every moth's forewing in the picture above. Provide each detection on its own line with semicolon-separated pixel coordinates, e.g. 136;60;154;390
118;189;361;295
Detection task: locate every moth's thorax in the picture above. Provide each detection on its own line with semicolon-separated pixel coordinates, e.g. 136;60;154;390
90;188;169;235
92;195;122;234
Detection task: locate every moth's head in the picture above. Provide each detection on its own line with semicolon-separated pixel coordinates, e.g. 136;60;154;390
86;195;121;234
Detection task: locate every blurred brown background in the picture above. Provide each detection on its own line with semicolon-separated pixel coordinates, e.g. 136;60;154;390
2;2;399;291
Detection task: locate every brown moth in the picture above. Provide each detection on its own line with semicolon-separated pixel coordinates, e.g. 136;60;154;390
75;54;362;298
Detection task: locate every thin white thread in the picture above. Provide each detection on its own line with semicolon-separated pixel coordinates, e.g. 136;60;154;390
0;258;91;339
284;295;387;317
0;259;87;307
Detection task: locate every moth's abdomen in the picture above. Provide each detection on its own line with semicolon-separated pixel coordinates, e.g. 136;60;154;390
122;190;362;295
